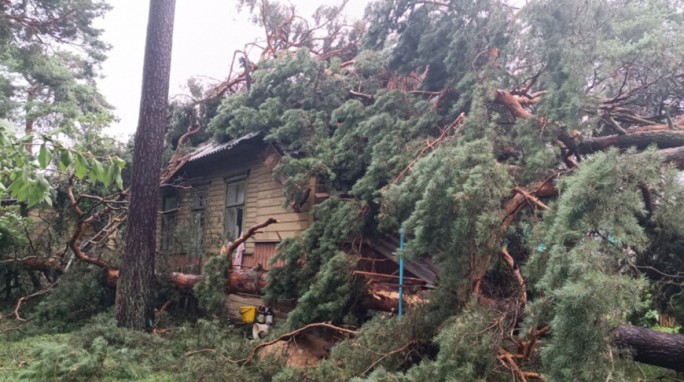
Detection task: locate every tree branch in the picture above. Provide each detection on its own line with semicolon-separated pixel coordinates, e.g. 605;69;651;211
225;217;279;256
235;322;358;366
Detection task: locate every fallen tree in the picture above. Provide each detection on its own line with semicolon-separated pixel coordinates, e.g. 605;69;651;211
613;325;684;372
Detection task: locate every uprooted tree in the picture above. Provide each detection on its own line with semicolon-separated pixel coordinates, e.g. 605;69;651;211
4;0;684;380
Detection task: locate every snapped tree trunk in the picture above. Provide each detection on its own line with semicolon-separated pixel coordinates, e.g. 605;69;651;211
116;0;176;331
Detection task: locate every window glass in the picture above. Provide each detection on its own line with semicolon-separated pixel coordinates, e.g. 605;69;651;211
225;178;246;242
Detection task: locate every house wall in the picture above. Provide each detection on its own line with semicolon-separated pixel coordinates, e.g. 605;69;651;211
156;145;312;272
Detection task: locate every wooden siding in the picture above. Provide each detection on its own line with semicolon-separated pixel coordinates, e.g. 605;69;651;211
242;242;285;270
156;144;311;271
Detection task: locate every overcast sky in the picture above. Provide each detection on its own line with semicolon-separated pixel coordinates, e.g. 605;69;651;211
96;0;367;141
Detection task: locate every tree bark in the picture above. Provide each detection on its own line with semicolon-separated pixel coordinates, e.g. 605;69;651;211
613;325;684;372
578;127;684;155
116;0;175;331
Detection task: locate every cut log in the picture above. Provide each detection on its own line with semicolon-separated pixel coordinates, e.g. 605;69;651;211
613;325;684;372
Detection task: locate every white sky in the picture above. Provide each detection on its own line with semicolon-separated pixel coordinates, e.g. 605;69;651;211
96;0;368;141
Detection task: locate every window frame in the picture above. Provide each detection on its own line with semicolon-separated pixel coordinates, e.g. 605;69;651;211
189;184;209;260
160;191;179;252
224;172;248;242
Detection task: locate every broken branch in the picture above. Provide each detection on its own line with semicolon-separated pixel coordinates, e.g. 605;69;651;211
225;217;279;256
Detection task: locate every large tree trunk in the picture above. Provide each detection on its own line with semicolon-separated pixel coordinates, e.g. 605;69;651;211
116;0;176;331
577;126;684;155
613;325;684;372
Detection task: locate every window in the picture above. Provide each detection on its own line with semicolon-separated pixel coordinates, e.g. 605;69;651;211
224;174;247;242
160;193;178;252
189;186;208;260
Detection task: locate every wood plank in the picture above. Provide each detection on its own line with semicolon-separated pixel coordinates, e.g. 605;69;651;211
256;205;299;216
257;188;286;199
256;197;286;208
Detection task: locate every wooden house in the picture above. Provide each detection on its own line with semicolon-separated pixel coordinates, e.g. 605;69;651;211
156;133;437;318
156;132;313;273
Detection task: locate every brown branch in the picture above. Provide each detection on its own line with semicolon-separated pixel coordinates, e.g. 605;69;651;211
353;270;426;284
512;187;550;211
350;90;374;100
66;180;117;271
225;217;279;256
236;322;358;366
13;282;59;321
497;347;545;382
501;247;527;304
495;89;535;120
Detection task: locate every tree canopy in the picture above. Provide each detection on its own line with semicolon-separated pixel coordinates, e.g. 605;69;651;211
197;0;684;379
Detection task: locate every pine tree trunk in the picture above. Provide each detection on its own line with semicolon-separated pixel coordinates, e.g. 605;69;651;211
115;0;175;331
613;325;684;372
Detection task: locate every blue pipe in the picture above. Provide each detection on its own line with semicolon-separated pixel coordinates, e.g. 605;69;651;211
399;231;405;318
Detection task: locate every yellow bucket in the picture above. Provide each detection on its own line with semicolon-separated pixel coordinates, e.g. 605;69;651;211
239;306;256;324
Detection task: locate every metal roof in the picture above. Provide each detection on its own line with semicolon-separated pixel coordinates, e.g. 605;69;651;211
188;131;261;162
368;235;439;287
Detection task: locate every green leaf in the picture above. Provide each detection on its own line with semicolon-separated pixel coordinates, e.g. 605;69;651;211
59;150;72;171
115;172;123;190
74;153;89;179
19;133;34;144
38;144;52;169
91;159;106;185
103;163;116;188
27;176;50;207
15;181;30;202
112;156;126;169
110;164;123;190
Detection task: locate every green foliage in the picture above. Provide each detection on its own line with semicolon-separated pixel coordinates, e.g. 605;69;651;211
30;265;115;330
0;211;27;251
522;149;680;380
0;119;125;207
6;0;684;380
18;336;110;381
0;0;113;136
193;255;231;317
266;197;366;324
286;251;364;327
382;139;511;302
349;305;503;382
